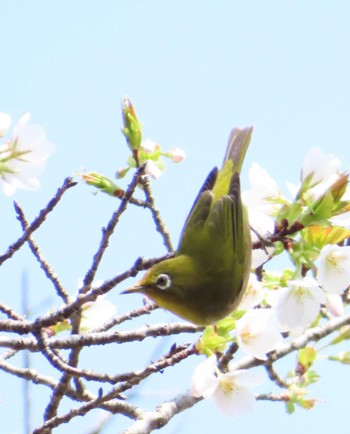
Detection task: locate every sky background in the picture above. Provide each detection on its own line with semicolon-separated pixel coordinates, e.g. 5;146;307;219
1;1;350;433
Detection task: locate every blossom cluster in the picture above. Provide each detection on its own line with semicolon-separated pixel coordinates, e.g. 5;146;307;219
191;148;350;418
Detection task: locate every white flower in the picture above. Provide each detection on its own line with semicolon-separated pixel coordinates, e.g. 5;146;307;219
191;356;219;399
290;148;342;203
317;244;350;294
238;273;264;310
191;356;263;418
144;160;163;179
141;139;157;153
243;163;283;268
0;112;11;137
243;162;284;216
0;113;55;195
301;148;340;186
270;277;326;333
80;296;116;332
235;309;283;360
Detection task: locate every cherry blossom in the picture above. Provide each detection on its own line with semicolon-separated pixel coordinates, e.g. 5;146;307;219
80;296;116;332
317;244;350;295
269;277;326;333
191;356;263;418
144;160;163;179
301;147;340;187
0;113;54;195
235;309;283;360
238;273;264;310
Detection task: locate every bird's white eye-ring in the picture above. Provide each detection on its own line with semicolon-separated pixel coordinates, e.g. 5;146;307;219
155;274;171;290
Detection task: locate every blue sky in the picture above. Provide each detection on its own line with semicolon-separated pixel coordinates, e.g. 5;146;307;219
1;1;350;433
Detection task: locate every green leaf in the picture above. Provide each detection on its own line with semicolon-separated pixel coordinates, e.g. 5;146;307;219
302;225;350;249
327;325;350;346
216;316;236;335
297;398;317;410
298;347;317;370
312;190;334;219
287;385;317;412
277;201;303;224
285;400;295;414
329;173;348;202
196;325;232;356
303;369;320;386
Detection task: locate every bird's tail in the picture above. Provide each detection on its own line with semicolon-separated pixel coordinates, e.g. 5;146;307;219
222;126;253;173
212;126;252;200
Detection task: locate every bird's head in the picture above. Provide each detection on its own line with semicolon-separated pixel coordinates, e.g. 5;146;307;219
121;255;205;324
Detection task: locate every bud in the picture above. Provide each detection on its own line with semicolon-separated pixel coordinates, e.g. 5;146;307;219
79;171;124;197
140;139;158;154
328;351;350;364
166;147;186;163
115;167;130;179
121;96;142;152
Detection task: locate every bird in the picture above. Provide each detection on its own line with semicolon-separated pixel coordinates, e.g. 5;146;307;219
122;127;253;325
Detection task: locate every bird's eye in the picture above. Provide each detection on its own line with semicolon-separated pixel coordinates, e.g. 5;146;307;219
155;274;171;290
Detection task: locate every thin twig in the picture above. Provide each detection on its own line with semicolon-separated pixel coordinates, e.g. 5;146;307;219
117;312;350;434
0;257;151;334
32;345;196;433
82;166;146;290
0;352;139;415
0;322;202;352
0;303;24;320
264;361;289;388
15;204;70;303
256;393;289;402
43;168;148;422
140;176;174;252
0;177;77;265
218;342;238;372
91;301;158;333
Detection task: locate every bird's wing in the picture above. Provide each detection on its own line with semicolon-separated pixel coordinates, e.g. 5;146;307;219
177;170;248;271
203;172;246;269
176;167;217;256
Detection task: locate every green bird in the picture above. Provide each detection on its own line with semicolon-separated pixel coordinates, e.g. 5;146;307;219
123;127;253;325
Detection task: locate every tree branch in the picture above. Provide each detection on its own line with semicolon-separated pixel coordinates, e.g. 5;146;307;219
0;177;77;265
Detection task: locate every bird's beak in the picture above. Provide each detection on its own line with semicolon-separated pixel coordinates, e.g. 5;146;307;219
120;284;144;295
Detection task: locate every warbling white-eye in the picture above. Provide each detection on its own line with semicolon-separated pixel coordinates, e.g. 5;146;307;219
123;127;253;325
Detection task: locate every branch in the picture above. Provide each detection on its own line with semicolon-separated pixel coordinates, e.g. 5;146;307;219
32;345;196;433
0;177;77;265
0;254;175;335
15;203;70;303
0;303;24;320
0;322;202;352
140;176;174;252
120;311;350;433
121;394;200;434
82;166;145;289
91;301;158;332
252;219;304;250
232;312;350;371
